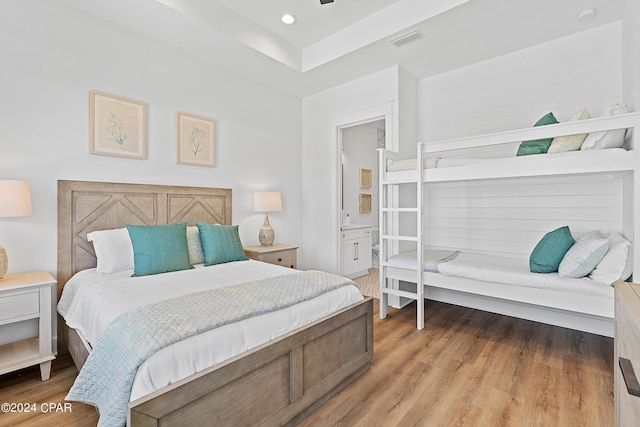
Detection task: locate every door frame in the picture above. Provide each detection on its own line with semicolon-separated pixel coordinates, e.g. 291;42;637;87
330;102;395;275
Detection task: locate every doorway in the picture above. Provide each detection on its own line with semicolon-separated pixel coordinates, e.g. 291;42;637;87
331;102;394;280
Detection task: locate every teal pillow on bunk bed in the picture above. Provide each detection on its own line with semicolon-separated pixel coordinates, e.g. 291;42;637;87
529;226;575;274
516;112;559;156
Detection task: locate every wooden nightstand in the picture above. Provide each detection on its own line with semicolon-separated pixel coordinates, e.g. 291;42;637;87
0;272;56;381
244;244;298;269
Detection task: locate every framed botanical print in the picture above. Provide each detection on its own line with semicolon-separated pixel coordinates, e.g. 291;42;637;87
89;91;146;159
176;112;216;167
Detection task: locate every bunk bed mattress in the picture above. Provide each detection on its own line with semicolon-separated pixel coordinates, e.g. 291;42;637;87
440;252;613;298
58;260;364;401
385;147;628;172
389;251;613;299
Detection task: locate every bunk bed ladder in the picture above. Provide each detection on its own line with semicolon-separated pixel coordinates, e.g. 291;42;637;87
378;142;425;330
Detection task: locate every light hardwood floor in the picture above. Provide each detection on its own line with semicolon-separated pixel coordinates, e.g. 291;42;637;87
0;300;613;427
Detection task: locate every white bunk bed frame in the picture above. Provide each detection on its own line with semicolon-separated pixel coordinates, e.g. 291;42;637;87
378;112;640;337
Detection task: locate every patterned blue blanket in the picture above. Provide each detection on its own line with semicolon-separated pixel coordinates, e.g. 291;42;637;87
66;270;356;427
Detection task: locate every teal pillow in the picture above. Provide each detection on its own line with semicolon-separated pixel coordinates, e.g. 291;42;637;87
196;223;248;266
529;226;575;273
126;222;193;276
517;112;559;156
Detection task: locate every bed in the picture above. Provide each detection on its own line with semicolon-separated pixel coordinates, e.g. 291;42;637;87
378;111;640;335
57;180;373;427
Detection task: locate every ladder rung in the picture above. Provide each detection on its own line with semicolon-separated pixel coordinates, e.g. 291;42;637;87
381;208;419;212
381;235;418;242
381;178;419;184
380;288;423;300
380;261;420;270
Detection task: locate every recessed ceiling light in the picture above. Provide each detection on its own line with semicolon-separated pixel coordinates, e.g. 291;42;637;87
281;14;296;25
577;8;597;22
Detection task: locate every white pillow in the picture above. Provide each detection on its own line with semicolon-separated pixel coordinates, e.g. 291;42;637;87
186;226;204;265
589;232;633;285
547;107;591;153
580;129;626;150
87;228;134;274
558;230;609;278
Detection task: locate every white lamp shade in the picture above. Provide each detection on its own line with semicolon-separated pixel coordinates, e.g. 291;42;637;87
252;192;283;213
0;180;32;217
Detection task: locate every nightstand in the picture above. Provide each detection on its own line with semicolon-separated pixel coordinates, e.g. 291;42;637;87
0;272;56;381
244;244;298;269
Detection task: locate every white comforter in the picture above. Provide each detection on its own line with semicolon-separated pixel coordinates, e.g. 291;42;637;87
58;260;363;401
438;252;613;299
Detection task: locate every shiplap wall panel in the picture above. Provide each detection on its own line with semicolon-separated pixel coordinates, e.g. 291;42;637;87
423;174;625;259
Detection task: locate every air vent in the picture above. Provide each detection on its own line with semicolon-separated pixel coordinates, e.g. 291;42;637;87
389;29;424;48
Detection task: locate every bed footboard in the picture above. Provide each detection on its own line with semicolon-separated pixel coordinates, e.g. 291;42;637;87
128;298;373;426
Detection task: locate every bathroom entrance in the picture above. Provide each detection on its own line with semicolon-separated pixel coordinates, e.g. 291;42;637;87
339;119;384;279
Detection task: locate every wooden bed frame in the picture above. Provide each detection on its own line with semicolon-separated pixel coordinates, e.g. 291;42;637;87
57;180;373;426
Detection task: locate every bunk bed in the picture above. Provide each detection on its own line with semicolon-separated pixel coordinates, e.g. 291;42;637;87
378;112;640;337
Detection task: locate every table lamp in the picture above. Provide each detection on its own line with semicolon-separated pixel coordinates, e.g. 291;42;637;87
252;192;282;246
0;180;33;279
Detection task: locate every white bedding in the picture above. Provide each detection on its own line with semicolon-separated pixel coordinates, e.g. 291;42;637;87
438;252;613;299
387;250;613;299
58;260;363;401
385;147;627;172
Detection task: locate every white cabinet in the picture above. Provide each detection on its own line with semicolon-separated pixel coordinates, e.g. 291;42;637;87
0;272;56;381
341;227;371;279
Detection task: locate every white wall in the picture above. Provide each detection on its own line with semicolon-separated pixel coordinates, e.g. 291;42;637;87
413;23;626;260
0;0;302;279
623;0;640;110
301;68;398;273
417;23;623;145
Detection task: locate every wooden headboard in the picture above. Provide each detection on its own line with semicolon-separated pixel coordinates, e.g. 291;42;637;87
57;180;232;297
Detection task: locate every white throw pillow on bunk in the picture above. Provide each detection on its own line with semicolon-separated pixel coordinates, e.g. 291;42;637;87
589;232;634;285
558;230;609;279
580;129;627;150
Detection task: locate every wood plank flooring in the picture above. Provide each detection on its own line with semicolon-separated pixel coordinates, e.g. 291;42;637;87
0;300;613;427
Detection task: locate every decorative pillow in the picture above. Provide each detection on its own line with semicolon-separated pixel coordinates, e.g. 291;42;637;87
558;231;609;278
547;107;591;153
581;129;626;150
186;226;205;265
87;228;134;274
126;222;193;276
529;226;575;274
517;112;559;156
196;223;248;266
589;232;633;284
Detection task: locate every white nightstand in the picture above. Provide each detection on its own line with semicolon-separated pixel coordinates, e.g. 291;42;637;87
0;272;56;381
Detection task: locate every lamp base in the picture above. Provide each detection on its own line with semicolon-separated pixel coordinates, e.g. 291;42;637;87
258;213;275;246
0;245;8;279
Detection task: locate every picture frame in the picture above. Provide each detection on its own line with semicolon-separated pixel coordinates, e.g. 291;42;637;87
176;112;216;167
359;168;372;188
359;194;372;213
89;91;146;159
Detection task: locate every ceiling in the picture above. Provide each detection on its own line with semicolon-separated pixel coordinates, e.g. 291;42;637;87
58;0;625;97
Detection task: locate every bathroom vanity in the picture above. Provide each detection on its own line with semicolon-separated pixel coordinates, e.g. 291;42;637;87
340;225;372;279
